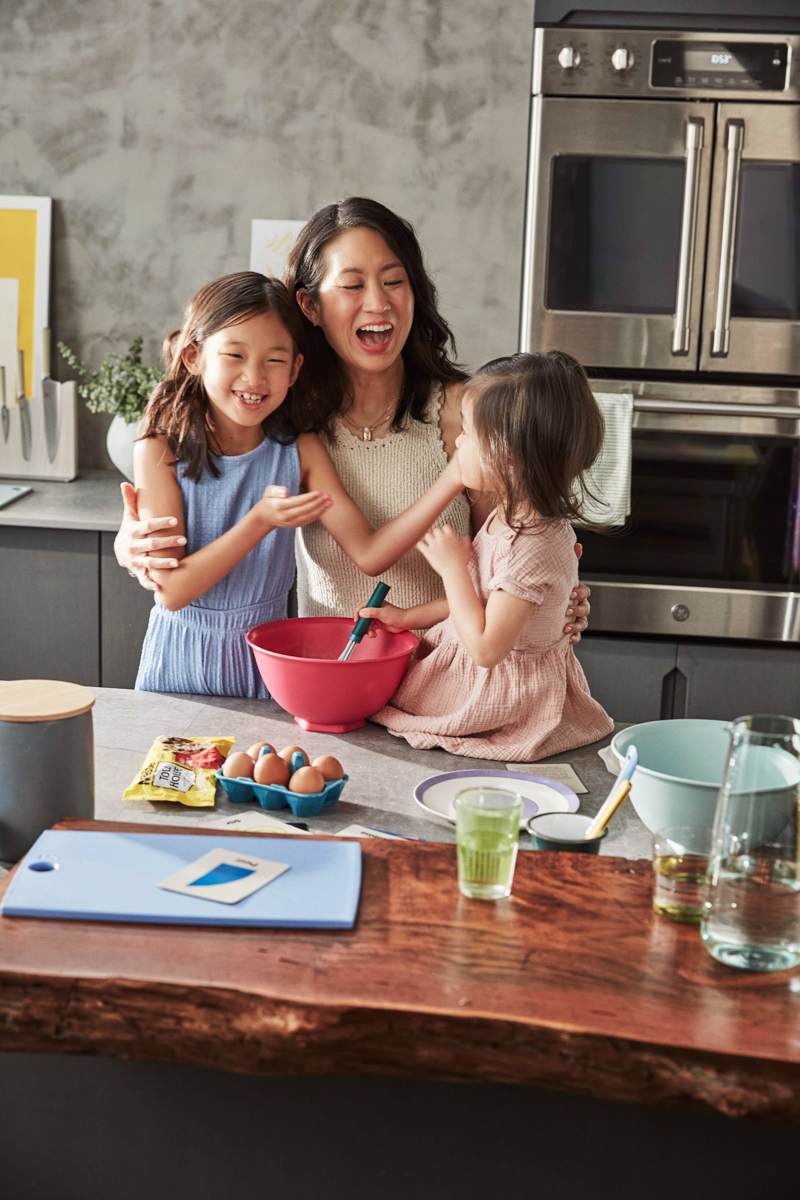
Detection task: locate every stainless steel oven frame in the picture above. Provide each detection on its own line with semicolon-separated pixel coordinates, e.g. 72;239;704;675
583;379;800;642
521;28;800;377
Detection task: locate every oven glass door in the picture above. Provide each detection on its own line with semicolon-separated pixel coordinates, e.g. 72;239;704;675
577;430;800;590
521;97;714;371
700;103;800;376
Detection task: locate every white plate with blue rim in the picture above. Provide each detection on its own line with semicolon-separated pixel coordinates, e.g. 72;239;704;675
413;769;579;828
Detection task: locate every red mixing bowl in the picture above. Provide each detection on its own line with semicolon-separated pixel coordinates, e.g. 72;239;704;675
247;617;418;733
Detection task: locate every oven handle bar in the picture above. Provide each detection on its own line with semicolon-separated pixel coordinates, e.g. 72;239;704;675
634;398;800;420
710;120;744;358
671;118;704;356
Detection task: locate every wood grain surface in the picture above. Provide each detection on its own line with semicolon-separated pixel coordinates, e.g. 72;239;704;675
0;678;95;721
1;818;799;1123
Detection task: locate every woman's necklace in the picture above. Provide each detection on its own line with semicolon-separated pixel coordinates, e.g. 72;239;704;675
340;391;403;442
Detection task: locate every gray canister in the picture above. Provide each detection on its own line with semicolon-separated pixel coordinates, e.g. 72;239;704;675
0;680;95;863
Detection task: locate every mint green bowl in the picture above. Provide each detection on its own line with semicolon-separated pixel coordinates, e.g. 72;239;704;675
611;720;730;834
611;719;800;837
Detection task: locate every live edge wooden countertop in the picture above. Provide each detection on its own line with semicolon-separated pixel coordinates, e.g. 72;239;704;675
1;819;799;1124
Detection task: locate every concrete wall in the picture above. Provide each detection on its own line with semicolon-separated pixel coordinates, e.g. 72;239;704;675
1;1;534;467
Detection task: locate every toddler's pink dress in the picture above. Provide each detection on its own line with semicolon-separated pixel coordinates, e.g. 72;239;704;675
371;514;613;761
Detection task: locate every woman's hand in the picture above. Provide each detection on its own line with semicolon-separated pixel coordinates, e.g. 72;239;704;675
259;485;332;529
564;543;590;644
417;524;472;577
114;482;186;592
352;599;415;637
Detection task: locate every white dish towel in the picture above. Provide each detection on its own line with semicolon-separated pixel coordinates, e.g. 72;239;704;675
579;391;634;527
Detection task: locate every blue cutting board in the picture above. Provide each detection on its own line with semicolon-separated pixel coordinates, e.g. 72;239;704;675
1;831;362;929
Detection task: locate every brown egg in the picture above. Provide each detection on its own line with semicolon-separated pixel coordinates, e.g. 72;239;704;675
222;751;256;779
253;752;290;787
288;765;326;794
312;755;344;781
247;741;275;761
279;744;309;767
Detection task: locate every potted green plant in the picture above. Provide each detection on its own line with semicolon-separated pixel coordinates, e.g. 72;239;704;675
58;337;162;481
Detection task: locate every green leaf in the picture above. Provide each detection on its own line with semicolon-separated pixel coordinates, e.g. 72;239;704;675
56;337;163;423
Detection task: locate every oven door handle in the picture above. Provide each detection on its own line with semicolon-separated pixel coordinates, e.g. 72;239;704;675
634;398;800;420
710;120;745;358
671;118;704;356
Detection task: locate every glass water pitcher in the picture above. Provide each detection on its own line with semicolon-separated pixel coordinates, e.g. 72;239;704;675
702;714;800;972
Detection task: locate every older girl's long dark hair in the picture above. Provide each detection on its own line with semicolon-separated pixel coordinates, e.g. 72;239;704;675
284;197;467;434
141;272;305;481
470;351;606;532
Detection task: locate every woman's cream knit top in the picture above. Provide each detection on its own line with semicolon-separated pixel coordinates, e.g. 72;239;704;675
296;387;471;618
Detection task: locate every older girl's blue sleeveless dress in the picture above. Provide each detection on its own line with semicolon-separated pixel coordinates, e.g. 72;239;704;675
136;437;300;698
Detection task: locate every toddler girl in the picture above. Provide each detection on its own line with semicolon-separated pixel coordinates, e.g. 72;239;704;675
134;271;462;697
362;351;613;760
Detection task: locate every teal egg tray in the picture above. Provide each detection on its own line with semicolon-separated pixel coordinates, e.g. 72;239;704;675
214;750;347;818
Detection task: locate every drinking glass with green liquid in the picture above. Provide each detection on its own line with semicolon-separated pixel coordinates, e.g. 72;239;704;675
455;787;522;900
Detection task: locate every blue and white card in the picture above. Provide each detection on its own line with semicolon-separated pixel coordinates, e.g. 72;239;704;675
158;848;289;905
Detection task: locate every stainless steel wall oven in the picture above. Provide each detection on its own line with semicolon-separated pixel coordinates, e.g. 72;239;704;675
521;26;800;642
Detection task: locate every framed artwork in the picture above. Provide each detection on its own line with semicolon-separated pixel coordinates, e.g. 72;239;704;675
249;218;306;280
0;195;76;480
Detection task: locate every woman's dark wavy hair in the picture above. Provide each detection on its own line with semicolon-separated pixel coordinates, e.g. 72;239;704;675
140;272;305;482
283;197;467;435
468;351;607;533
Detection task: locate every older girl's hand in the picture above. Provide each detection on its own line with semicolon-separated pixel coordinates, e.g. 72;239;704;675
114;482;186;592
417;524;472;577
564;543;590;644
259;485;332;529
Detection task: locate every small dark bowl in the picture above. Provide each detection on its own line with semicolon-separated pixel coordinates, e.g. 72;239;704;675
527;813;607;854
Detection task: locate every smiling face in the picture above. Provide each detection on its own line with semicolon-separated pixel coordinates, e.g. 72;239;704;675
183;309;302;435
297;226;415;378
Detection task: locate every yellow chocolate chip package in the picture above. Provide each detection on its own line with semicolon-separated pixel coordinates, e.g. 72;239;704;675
123;736;235;807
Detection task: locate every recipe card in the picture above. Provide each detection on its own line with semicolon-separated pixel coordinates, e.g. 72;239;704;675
158;848;289;905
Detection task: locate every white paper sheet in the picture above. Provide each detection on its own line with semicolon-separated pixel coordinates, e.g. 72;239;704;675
249;219;307;279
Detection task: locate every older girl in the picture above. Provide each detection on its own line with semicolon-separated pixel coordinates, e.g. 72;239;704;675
134;271;461;697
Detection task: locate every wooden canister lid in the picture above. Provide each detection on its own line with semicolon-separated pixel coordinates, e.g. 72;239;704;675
0;679;96;723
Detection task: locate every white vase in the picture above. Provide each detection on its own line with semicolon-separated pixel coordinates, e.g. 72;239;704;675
106;414;141;482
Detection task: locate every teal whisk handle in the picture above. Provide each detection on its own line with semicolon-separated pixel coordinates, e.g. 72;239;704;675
349;581;390;644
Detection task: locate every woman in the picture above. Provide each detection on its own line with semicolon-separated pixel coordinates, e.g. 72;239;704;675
115;197;591;640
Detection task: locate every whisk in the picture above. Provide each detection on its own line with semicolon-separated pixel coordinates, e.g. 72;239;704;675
338;582;391;661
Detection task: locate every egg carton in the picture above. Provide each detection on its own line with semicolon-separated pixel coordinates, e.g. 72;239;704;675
214;750;347;818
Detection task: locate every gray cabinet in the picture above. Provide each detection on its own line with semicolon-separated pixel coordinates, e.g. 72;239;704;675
0;527;100;684
100;532;154;688
0;528;154;689
677;643;800;721
573;636;678;724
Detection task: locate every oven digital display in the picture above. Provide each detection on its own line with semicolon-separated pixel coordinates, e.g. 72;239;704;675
652;41;788;90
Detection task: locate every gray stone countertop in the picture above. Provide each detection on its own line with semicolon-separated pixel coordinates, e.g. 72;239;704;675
0;469;125;531
0;688;648;879
92;688;649;854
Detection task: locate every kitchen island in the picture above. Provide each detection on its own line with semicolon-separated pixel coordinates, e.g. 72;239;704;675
1;688;800;1200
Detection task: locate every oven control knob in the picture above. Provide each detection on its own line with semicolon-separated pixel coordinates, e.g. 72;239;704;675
557;45;580;70
611;47;633;72
671;604;690;623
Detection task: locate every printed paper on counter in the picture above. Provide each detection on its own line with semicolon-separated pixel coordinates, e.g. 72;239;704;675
158;848;289;905
209;811;312;835
335;824;413;841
